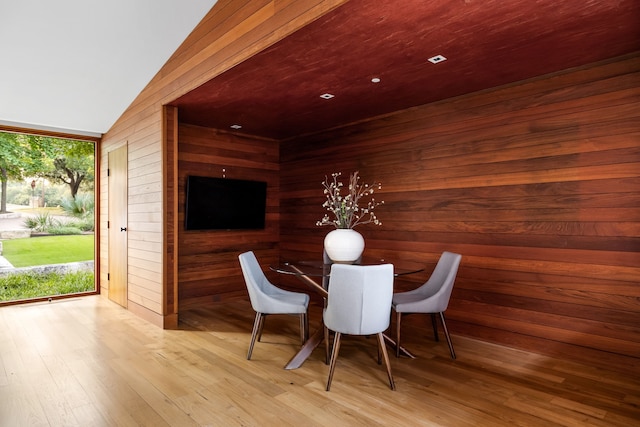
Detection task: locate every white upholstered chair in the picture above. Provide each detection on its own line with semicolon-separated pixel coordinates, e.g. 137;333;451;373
392;251;461;359
323;263;395;391
238;251;310;360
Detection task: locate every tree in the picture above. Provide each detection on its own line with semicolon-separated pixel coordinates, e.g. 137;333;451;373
0;132;50;213
43;139;94;199
0;133;21;213
0;133;94;212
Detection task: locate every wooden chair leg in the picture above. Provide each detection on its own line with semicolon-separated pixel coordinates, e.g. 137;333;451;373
395;311;402;358
431;313;439;342
326;332;342;391
377;332;396;390
324;325;330;365
439;312;456;359
299;313;309;344
247;312;264;360
256;313;266;342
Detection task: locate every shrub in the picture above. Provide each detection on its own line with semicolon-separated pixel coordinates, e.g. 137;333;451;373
61;193;94;218
46;226;83;235
23;212;59;232
22;216;39;229
5;180;80;209
6;181;32;206
8;191;30;206
72;214;95;232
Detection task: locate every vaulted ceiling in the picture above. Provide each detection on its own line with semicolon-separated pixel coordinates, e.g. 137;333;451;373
2;0;637;139
172;0;640;141
0;0;216;136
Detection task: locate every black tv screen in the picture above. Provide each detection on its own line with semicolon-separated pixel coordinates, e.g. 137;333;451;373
185;175;267;230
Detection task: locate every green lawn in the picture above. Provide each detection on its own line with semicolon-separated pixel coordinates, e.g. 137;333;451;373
2;235;94;267
0;271;94;301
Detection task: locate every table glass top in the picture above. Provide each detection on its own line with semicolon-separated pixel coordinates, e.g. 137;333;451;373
270;260;424;277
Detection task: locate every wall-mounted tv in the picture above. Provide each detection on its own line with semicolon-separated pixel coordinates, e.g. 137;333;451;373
184;175;267;230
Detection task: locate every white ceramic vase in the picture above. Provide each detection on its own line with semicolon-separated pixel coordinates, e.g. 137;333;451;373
324;228;365;263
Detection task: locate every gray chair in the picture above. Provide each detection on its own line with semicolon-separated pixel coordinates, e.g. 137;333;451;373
238;251;310;360
392;251;462;359
323;263;395;391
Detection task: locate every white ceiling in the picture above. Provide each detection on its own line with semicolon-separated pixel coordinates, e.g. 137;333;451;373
0;0;216;137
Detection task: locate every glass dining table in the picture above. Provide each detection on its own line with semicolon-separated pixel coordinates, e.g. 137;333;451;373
270;259;424;370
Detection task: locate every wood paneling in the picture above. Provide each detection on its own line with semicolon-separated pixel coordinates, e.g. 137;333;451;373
97;0;637;375
172;0;640;140
99;0;344;326
163;105;179;328
279;53;640;372
177;124;279;309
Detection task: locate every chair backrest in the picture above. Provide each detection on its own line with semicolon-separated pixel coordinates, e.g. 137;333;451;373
420;251;462;312
238;251;273;313
324;263;394;336
323;248;362;287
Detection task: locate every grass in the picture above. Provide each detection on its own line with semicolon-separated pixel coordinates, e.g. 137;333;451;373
0;235;95;301
0;271;94;301
2;235;94;267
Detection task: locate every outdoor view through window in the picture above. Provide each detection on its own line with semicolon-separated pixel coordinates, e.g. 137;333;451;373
0;132;95;303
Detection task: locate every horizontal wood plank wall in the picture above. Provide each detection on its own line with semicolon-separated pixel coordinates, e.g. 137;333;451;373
98;0;346;326
279;53;640;373
177;124;279;309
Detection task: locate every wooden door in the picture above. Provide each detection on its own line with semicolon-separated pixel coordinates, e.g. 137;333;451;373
108;145;128;307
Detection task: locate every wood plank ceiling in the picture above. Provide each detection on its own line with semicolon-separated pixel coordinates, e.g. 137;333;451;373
171;0;640;141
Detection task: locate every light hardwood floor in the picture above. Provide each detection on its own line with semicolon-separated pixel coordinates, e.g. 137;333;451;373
1;295;638;426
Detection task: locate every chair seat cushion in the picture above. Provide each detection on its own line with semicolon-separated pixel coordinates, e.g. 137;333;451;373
392;292;442;313
261;289;309;314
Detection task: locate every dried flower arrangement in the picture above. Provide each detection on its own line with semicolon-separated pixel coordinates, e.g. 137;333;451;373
316;171;383;229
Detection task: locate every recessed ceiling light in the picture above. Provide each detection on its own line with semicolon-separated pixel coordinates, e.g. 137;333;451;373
230;124;242;129
371;77;381;83
428;55;447;64
320;93;335;99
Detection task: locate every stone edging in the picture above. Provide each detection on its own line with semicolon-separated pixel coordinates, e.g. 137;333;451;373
0;261;94;277
0;230;31;239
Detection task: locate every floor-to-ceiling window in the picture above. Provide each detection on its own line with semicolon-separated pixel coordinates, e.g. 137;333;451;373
0;131;96;304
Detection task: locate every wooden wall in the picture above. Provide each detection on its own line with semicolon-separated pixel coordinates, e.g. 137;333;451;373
177;124;279;309
98;0;346;326
279;53;640;372
163;105;179;323
95;0;638;373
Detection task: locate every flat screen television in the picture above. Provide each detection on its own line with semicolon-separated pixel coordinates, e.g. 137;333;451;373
184;175;267;230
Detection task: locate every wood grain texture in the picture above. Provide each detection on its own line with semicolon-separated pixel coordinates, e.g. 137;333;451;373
278;53;640;372
177;124;280;309
99;0;343;324
163;105;179;327
1;296;638;426
96;0;637;374
172;0;640;140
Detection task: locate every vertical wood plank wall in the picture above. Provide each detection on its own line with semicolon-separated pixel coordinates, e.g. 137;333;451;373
177;124;279;308
98;0;346;326
279;54;640;372
163;105;179;327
